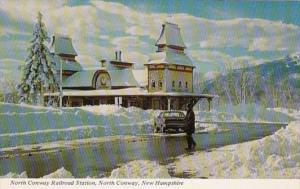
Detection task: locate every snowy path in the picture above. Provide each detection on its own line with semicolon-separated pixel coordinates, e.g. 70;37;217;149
0;121;285;178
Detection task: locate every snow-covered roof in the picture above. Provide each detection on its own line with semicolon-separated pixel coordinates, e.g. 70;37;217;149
45;87;215;98
53;55;82;71
62;70;97;88
108;69;139;87
146;48;194;67
132;69;148;87
156;22;186;48
50;35;78;56
62;69;140;88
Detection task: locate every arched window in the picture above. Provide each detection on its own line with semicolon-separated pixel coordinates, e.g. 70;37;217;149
95;73;111;89
151;80;156;88
172;81;175;88
179;81;182;88
185;82;188;88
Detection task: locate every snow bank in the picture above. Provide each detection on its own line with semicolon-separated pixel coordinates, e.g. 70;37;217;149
0;103;153;149
42;167;74;178
78;105;122;115
195;103;292;123
109;160;171;178
0;171;28;178
0;167;74;178
0;102;57;113
168;116;300;178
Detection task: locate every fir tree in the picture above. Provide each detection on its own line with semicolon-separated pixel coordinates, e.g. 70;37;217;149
17;12;60;104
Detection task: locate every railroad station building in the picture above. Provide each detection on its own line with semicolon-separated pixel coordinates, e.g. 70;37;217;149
45;22;214;110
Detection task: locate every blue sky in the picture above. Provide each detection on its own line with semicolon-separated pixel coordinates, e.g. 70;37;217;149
0;0;300;83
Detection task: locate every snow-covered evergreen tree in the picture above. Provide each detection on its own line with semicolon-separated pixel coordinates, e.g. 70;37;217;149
17;12;60;104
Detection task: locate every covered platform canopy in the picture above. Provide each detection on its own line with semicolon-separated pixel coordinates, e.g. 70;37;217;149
44;88;216;110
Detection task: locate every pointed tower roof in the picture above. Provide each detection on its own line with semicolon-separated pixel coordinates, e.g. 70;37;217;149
146;22;193;67
155;22;186;48
50;35;78;56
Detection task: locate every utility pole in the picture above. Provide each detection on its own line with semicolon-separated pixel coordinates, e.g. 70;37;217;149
59;60;63;107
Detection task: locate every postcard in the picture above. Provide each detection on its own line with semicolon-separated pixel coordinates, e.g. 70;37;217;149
0;0;299;189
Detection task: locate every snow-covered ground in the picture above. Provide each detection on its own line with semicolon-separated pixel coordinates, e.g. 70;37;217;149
101;108;299;179
0;102;291;151
167;108;300;178
0;167;74;178
0;103;154;150
41;167;74;178
0;102;298;178
109;160;171;178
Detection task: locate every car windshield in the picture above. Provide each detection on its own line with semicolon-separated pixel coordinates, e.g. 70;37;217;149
162;112;184;118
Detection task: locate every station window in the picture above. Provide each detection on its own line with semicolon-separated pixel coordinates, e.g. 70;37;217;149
159;80;162;88
172;80;175;88
179;81;182;88
185;82;188;88
151;80;156;88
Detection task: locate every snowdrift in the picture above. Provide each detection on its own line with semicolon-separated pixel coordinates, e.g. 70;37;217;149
0;103;153;149
168;109;300;178
195;103;293;123
109;160;171;178
0;167;74;178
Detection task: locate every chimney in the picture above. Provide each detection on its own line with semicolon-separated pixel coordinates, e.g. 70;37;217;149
115;51;118;60
100;59;106;67
119;51;122;61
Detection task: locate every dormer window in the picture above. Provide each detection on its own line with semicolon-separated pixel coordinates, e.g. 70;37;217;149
151;80;156;88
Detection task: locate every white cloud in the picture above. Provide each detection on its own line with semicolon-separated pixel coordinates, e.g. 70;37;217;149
91;1;165;40
78;50;149;69
0;58;23;82
90;1;300;52
111;36;148;49
2;0;299;54
120;51;149;69
99;35;110;40
176;16;300;52
190;50;268;72
77;54;99;69
74;42;116;68
190;50;231;63
0;0;299;81
0;0;65;23
248;31;300;51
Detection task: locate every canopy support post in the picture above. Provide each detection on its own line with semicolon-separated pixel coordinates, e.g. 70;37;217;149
167;98;171;110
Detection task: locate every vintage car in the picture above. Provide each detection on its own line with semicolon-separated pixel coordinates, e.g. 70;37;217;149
154;111;186;133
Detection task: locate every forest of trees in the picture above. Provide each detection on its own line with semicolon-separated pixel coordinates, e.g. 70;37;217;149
202;57;300;109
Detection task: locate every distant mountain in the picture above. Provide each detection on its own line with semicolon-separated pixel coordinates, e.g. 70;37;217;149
202;54;300;109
